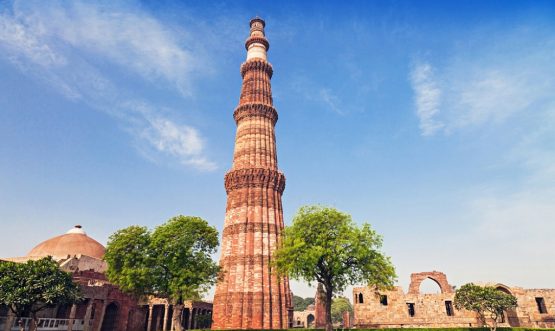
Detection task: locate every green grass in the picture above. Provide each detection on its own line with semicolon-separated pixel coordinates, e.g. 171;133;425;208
209;328;555;331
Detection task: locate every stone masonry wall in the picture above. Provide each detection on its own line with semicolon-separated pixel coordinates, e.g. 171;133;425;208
353;272;555;329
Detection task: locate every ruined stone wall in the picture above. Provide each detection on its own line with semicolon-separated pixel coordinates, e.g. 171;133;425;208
353;272;555;329
353;286;476;328
292;310;315;328
499;287;555;328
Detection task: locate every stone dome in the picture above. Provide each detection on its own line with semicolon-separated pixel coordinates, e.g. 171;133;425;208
27;225;105;259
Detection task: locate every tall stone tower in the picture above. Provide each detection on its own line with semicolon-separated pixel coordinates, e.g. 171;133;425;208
212;17;293;329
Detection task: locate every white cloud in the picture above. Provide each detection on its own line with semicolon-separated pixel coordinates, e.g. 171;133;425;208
0;15;65;67
0;0;216;171
403;26;555;288
4;1;198;95
410;29;555;136
140;115;217;171
409;63;443;136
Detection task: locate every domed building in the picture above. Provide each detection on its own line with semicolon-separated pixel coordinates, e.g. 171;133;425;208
26;225;105;260
0;226;213;331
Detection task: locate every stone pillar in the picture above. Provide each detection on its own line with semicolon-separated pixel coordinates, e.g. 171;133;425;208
147;305;154;331
188;309;194;330
170;308;175;331
315;284;327;328
95;300;107;331
67;304;77;331
343;311;352;329
83;300;94;331
163;304;169;331
83;298;94;331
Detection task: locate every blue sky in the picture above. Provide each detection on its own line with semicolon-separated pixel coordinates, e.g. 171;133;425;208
1;0;555;299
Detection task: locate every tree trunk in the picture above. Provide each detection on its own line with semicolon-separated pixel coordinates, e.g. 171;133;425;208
324;284;333;331
29;312;38;331
490;317;497;331
172;304;184;331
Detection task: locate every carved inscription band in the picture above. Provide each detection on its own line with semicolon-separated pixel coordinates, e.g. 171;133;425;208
240;59;273;78
234;103;278;124
223;222;279;237
224;168;285;193
220;253;274;266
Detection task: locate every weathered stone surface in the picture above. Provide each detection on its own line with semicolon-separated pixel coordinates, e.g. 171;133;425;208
314;284;326;328
212;17;293;330
353;271;555;328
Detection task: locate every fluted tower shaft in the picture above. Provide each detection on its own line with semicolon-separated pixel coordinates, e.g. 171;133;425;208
212;18;293;330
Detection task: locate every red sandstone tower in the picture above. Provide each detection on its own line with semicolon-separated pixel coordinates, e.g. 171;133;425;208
212;17;293;329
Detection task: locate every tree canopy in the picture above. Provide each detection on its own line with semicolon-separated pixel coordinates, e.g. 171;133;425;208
0;257;81;331
292;295;315;311
273;205;396;331
454;283;518;331
104;215;220;331
331;296;353;324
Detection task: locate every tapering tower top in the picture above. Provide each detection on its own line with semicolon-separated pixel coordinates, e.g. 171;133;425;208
246;17;269;61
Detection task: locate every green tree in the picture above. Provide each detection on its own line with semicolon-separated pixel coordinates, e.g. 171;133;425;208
304;297;315;309
293;295;316;311
104;216;220;331
454;283;518;331
293;295;305;311
0;257;81;331
273;205;396;331
331;297;353;324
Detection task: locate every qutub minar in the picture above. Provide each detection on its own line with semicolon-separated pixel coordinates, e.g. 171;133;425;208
212;18;294;329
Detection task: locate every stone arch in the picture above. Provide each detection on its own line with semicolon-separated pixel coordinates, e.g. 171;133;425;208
100;302;119;331
419;277;443;294
495;284;519;327
495;284;512;295
358;293;364;304
408;271;453;294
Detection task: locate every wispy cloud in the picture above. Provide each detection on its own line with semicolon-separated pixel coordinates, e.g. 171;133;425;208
412;26;555;282
410;28;555;136
288;76;347;115
409;62;443;136
126;102;217;170
0;0;216;170
4;1;199;94
319;88;344;115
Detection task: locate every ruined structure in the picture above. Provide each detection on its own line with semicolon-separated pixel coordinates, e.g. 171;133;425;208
353;271;555;329
212;17;293;330
0;226;212;331
292;305;315;329
314;284;326;329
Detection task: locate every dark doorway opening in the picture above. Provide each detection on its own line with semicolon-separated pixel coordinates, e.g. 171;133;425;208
407;303;415;317
100;302;119;331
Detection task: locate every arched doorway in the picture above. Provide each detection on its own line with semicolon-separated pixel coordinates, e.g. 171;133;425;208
100;302;119;331
496;286;519;327
307;314;315;327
